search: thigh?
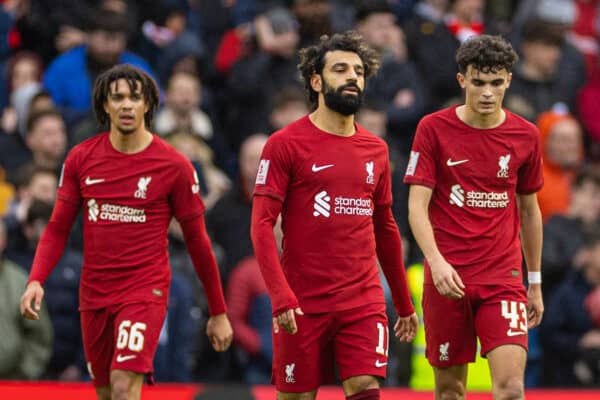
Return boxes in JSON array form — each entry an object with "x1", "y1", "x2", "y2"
[
  {"x1": 487, "y1": 344, "x2": 527, "y2": 389},
  {"x1": 110, "y1": 302, "x2": 167, "y2": 382},
  {"x1": 334, "y1": 303, "x2": 388, "y2": 381},
  {"x1": 474, "y1": 285, "x2": 528, "y2": 356},
  {"x1": 273, "y1": 312, "x2": 334, "y2": 393},
  {"x1": 81, "y1": 308, "x2": 114, "y2": 387},
  {"x1": 423, "y1": 284, "x2": 477, "y2": 367}
]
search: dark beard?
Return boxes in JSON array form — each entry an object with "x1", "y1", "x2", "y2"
[{"x1": 322, "y1": 80, "x2": 363, "y2": 116}]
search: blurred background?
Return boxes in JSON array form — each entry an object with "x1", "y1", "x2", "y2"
[{"x1": 1, "y1": 0, "x2": 600, "y2": 393}]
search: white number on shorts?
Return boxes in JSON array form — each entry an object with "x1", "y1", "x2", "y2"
[
  {"x1": 116, "y1": 320, "x2": 147, "y2": 352},
  {"x1": 501, "y1": 300, "x2": 527, "y2": 331},
  {"x1": 375, "y1": 321, "x2": 389, "y2": 356}
]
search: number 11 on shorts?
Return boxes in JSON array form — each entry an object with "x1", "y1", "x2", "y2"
[{"x1": 375, "y1": 321, "x2": 389, "y2": 356}]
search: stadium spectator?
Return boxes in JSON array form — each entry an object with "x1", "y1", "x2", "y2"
[
  {"x1": 0, "y1": 218, "x2": 53, "y2": 380},
  {"x1": 20, "y1": 65, "x2": 232, "y2": 400},
  {"x1": 356, "y1": 0, "x2": 426, "y2": 155},
  {"x1": 405, "y1": 35, "x2": 543, "y2": 399},
  {"x1": 535, "y1": 110, "x2": 584, "y2": 221},
  {"x1": 207, "y1": 133, "x2": 268, "y2": 278},
  {"x1": 505, "y1": 18, "x2": 586, "y2": 121},
  {"x1": 268, "y1": 85, "x2": 309, "y2": 133},
  {"x1": 42, "y1": 8, "x2": 154, "y2": 122},
  {"x1": 542, "y1": 167, "x2": 600, "y2": 301},
  {"x1": 251, "y1": 31, "x2": 417, "y2": 400},
  {"x1": 8, "y1": 199, "x2": 84, "y2": 381},
  {"x1": 540, "y1": 230, "x2": 600, "y2": 387}
]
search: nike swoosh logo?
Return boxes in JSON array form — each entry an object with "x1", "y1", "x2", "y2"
[
  {"x1": 312, "y1": 163, "x2": 334, "y2": 172},
  {"x1": 115, "y1": 354, "x2": 137, "y2": 363},
  {"x1": 375, "y1": 360, "x2": 388, "y2": 368},
  {"x1": 446, "y1": 159, "x2": 469, "y2": 167},
  {"x1": 506, "y1": 329, "x2": 526, "y2": 337},
  {"x1": 85, "y1": 177, "x2": 105, "y2": 185}
]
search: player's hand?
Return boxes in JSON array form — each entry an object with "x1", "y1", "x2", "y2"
[
  {"x1": 394, "y1": 312, "x2": 419, "y2": 342},
  {"x1": 430, "y1": 258, "x2": 465, "y2": 299},
  {"x1": 526, "y1": 284, "x2": 543, "y2": 328},
  {"x1": 206, "y1": 313, "x2": 233, "y2": 352},
  {"x1": 20, "y1": 280, "x2": 44, "y2": 320},
  {"x1": 273, "y1": 307, "x2": 304, "y2": 335}
]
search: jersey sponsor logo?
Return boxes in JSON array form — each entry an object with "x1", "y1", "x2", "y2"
[
  {"x1": 134, "y1": 176, "x2": 152, "y2": 199},
  {"x1": 88, "y1": 199, "x2": 147, "y2": 223},
  {"x1": 313, "y1": 191, "x2": 374, "y2": 218},
  {"x1": 285, "y1": 363, "x2": 296, "y2": 383},
  {"x1": 446, "y1": 158, "x2": 469, "y2": 167},
  {"x1": 256, "y1": 159, "x2": 270, "y2": 184},
  {"x1": 85, "y1": 176, "x2": 105, "y2": 185},
  {"x1": 311, "y1": 163, "x2": 334, "y2": 172},
  {"x1": 88, "y1": 199, "x2": 100, "y2": 222},
  {"x1": 115, "y1": 354, "x2": 137, "y2": 363},
  {"x1": 192, "y1": 171, "x2": 200, "y2": 194},
  {"x1": 439, "y1": 342, "x2": 450, "y2": 361},
  {"x1": 449, "y1": 184, "x2": 509, "y2": 209},
  {"x1": 375, "y1": 359, "x2": 388, "y2": 368},
  {"x1": 497, "y1": 154, "x2": 511, "y2": 178},
  {"x1": 365, "y1": 161, "x2": 374, "y2": 184},
  {"x1": 405, "y1": 151, "x2": 419, "y2": 176},
  {"x1": 313, "y1": 190, "x2": 331, "y2": 217}
]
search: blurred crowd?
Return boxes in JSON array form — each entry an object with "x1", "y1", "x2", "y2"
[{"x1": 1, "y1": 0, "x2": 600, "y2": 389}]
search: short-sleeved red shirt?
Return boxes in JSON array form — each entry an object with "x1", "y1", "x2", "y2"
[{"x1": 404, "y1": 106, "x2": 543, "y2": 285}]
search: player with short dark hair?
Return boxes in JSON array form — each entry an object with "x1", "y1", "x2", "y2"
[
  {"x1": 404, "y1": 34, "x2": 544, "y2": 399},
  {"x1": 20, "y1": 64, "x2": 232, "y2": 400},
  {"x1": 251, "y1": 31, "x2": 418, "y2": 400}
]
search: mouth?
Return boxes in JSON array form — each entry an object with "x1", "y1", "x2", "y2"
[{"x1": 119, "y1": 115, "x2": 134, "y2": 124}]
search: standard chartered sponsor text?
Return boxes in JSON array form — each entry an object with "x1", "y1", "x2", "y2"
[
  {"x1": 99, "y1": 203, "x2": 146, "y2": 223},
  {"x1": 334, "y1": 196, "x2": 373, "y2": 216},
  {"x1": 466, "y1": 190, "x2": 509, "y2": 208}
]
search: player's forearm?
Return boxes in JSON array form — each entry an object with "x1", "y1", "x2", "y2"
[
  {"x1": 180, "y1": 216, "x2": 227, "y2": 316},
  {"x1": 519, "y1": 198, "x2": 543, "y2": 275},
  {"x1": 251, "y1": 196, "x2": 298, "y2": 315},
  {"x1": 408, "y1": 197, "x2": 445, "y2": 267},
  {"x1": 374, "y1": 206, "x2": 414, "y2": 317},
  {"x1": 29, "y1": 198, "x2": 79, "y2": 285}
]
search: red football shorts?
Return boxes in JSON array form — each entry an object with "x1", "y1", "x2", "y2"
[
  {"x1": 272, "y1": 302, "x2": 389, "y2": 393},
  {"x1": 81, "y1": 301, "x2": 167, "y2": 386},
  {"x1": 422, "y1": 283, "x2": 528, "y2": 367}
]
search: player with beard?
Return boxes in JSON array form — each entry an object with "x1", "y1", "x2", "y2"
[
  {"x1": 20, "y1": 64, "x2": 232, "y2": 400},
  {"x1": 251, "y1": 31, "x2": 418, "y2": 400}
]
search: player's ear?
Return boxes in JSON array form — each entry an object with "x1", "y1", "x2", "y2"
[
  {"x1": 506, "y1": 72, "x2": 512, "y2": 88},
  {"x1": 310, "y1": 73, "x2": 322, "y2": 93},
  {"x1": 457, "y1": 73, "x2": 466, "y2": 89}
]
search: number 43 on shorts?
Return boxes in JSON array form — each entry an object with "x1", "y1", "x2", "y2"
[
  {"x1": 117, "y1": 320, "x2": 147, "y2": 351},
  {"x1": 501, "y1": 300, "x2": 527, "y2": 337}
]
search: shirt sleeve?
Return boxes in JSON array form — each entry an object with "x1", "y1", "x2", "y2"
[
  {"x1": 57, "y1": 148, "x2": 82, "y2": 206},
  {"x1": 373, "y1": 144, "x2": 393, "y2": 207},
  {"x1": 403, "y1": 117, "x2": 438, "y2": 188},
  {"x1": 252, "y1": 133, "x2": 291, "y2": 202},
  {"x1": 171, "y1": 157, "x2": 205, "y2": 223},
  {"x1": 517, "y1": 127, "x2": 544, "y2": 194}
]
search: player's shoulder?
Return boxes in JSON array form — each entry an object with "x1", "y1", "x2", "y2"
[
  {"x1": 266, "y1": 115, "x2": 310, "y2": 146},
  {"x1": 504, "y1": 108, "x2": 539, "y2": 137},
  {"x1": 152, "y1": 135, "x2": 192, "y2": 166},
  {"x1": 419, "y1": 106, "x2": 456, "y2": 127},
  {"x1": 67, "y1": 132, "x2": 109, "y2": 159},
  {"x1": 355, "y1": 123, "x2": 388, "y2": 148}
]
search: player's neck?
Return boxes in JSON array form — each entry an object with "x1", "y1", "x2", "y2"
[
  {"x1": 109, "y1": 128, "x2": 154, "y2": 154},
  {"x1": 456, "y1": 104, "x2": 505, "y2": 129},
  {"x1": 309, "y1": 107, "x2": 355, "y2": 137}
]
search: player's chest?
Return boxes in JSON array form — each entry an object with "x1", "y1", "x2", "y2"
[
  {"x1": 77, "y1": 160, "x2": 172, "y2": 204},
  {"x1": 438, "y1": 135, "x2": 525, "y2": 188},
  {"x1": 292, "y1": 144, "x2": 383, "y2": 192}
]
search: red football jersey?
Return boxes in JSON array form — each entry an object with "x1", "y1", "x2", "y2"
[
  {"x1": 254, "y1": 116, "x2": 392, "y2": 313},
  {"x1": 404, "y1": 106, "x2": 543, "y2": 285},
  {"x1": 58, "y1": 133, "x2": 205, "y2": 310}
]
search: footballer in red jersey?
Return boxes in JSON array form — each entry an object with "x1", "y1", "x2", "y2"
[
  {"x1": 404, "y1": 35, "x2": 544, "y2": 400},
  {"x1": 20, "y1": 65, "x2": 232, "y2": 400},
  {"x1": 251, "y1": 32, "x2": 417, "y2": 400}
]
